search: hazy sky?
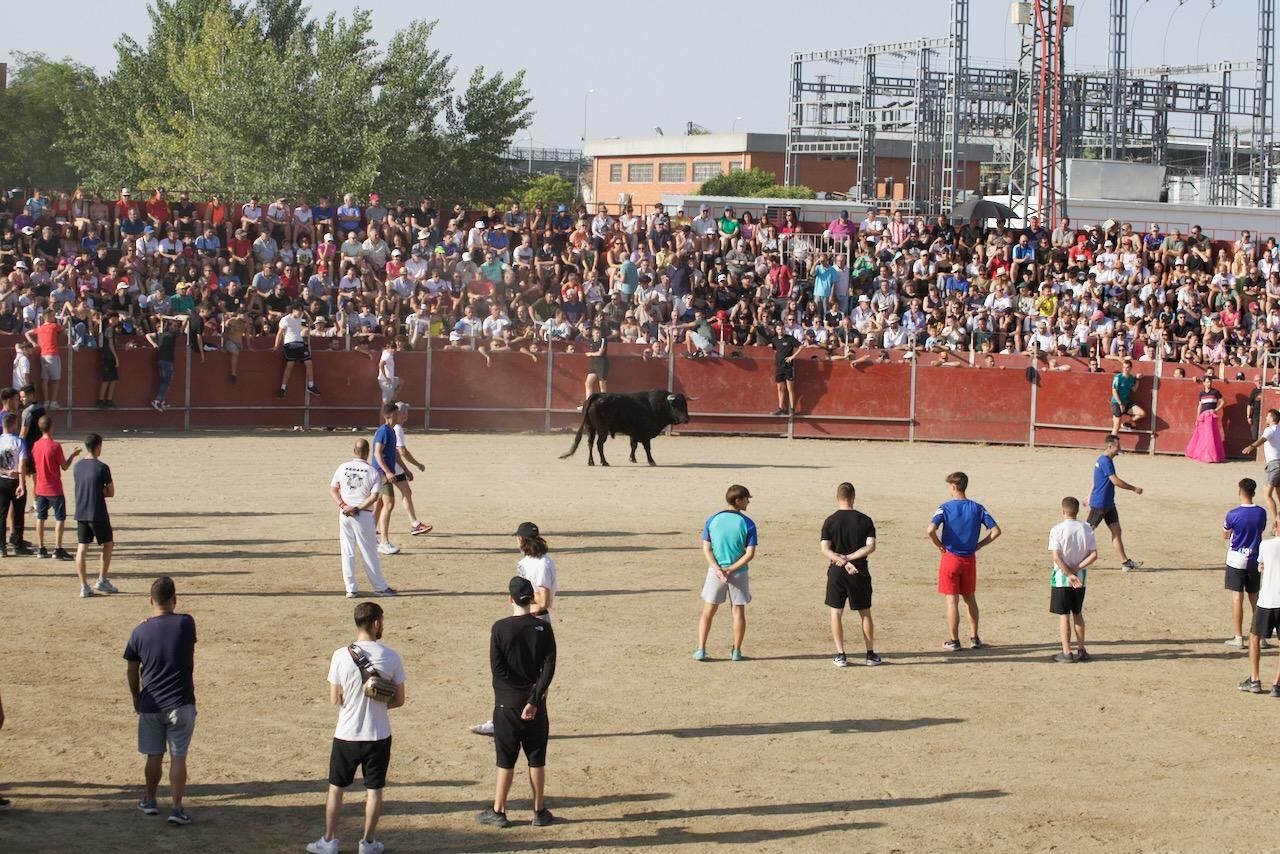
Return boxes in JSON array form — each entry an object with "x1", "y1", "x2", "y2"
[{"x1": 1, "y1": 0, "x2": 1271, "y2": 148}]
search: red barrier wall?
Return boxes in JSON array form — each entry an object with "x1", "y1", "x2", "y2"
[{"x1": 17, "y1": 335, "x2": 1265, "y2": 459}]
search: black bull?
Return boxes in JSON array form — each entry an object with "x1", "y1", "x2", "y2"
[{"x1": 559, "y1": 390, "x2": 692, "y2": 466}]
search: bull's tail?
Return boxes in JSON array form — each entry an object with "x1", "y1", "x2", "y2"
[{"x1": 559, "y1": 393, "x2": 602, "y2": 459}]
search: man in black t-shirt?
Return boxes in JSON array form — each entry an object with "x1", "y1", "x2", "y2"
[
  {"x1": 819, "y1": 482, "x2": 879, "y2": 667},
  {"x1": 760, "y1": 321, "x2": 805, "y2": 417}
]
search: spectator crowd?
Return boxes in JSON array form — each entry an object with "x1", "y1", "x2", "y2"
[{"x1": 1, "y1": 187, "x2": 1278, "y2": 381}]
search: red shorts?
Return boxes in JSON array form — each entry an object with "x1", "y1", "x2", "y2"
[{"x1": 937, "y1": 551, "x2": 977, "y2": 596}]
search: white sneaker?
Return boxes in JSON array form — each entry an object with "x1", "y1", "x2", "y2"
[
  {"x1": 80, "y1": 585, "x2": 95, "y2": 598},
  {"x1": 346, "y1": 591, "x2": 358, "y2": 598},
  {"x1": 377, "y1": 542, "x2": 400, "y2": 555},
  {"x1": 470, "y1": 720, "x2": 495, "y2": 736},
  {"x1": 94, "y1": 578, "x2": 119, "y2": 594},
  {"x1": 306, "y1": 837, "x2": 338, "y2": 854},
  {"x1": 359, "y1": 840, "x2": 385, "y2": 854},
  {"x1": 1224, "y1": 636, "x2": 1247, "y2": 649}
]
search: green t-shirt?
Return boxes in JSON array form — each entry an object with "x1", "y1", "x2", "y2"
[
  {"x1": 1111, "y1": 373, "x2": 1136, "y2": 406},
  {"x1": 718, "y1": 217, "x2": 739, "y2": 237}
]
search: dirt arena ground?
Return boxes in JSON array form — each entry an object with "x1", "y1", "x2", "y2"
[{"x1": 0, "y1": 429, "x2": 1276, "y2": 852}]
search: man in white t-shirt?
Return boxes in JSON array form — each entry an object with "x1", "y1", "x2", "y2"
[
  {"x1": 1240, "y1": 525, "x2": 1280, "y2": 696},
  {"x1": 275, "y1": 303, "x2": 320, "y2": 399},
  {"x1": 1244, "y1": 408, "x2": 1280, "y2": 522},
  {"x1": 328, "y1": 440, "x2": 395, "y2": 597},
  {"x1": 307, "y1": 602, "x2": 406, "y2": 854},
  {"x1": 1048, "y1": 496, "x2": 1099, "y2": 663},
  {"x1": 377, "y1": 339, "x2": 401, "y2": 404}
]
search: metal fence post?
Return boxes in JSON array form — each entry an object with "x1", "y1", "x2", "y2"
[
  {"x1": 183, "y1": 346, "x2": 191, "y2": 432},
  {"x1": 1028, "y1": 373, "x2": 1037, "y2": 448},
  {"x1": 908, "y1": 355, "x2": 917, "y2": 443},
  {"x1": 544, "y1": 338, "x2": 553, "y2": 433},
  {"x1": 1150, "y1": 358, "x2": 1161, "y2": 455},
  {"x1": 423, "y1": 336, "x2": 432, "y2": 431}
]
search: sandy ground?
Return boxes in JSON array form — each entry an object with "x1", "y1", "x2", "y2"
[{"x1": 0, "y1": 429, "x2": 1276, "y2": 853}]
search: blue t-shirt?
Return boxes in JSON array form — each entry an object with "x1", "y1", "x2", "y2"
[
  {"x1": 373, "y1": 424, "x2": 397, "y2": 475},
  {"x1": 702, "y1": 510, "x2": 758, "y2": 574},
  {"x1": 1225, "y1": 504, "x2": 1268, "y2": 568},
  {"x1": 1090, "y1": 454, "x2": 1117, "y2": 510},
  {"x1": 812, "y1": 265, "x2": 837, "y2": 299},
  {"x1": 123, "y1": 612, "x2": 197, "y2": 713},
  {"x1": 930, "y1": 499, "x2": 996, "y2": 556}
]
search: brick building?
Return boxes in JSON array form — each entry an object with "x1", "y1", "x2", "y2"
[{"x1": 582, "y1": 132, "x2": 991, "y2": 209}]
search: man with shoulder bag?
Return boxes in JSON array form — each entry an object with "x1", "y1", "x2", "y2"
[{"x1": 308, "y1": 602, "x2": 406, "y2": 854}]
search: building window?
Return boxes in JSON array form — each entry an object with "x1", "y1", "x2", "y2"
[
  {"x1": 728, "y1": 161, "x2": 744, "y2": 172},
  {"x1": 659, "y1": 162, "x2": 687, "y2": 183},
  {"x1": 692, "y1": 162, "x2": 722, "y2": 182},
  {"x1": 627, "y1": 163, "x2": 654, "y2": 183},
  {"x1": 608, "y1": 164, "x2": 622, "y2": 183}
]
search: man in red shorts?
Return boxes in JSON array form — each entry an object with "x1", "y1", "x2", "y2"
[{"x1": 926, "y1": 471, "x2": 1001, "y2": 651}]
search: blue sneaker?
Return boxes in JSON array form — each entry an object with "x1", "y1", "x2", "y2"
[
  {"x1": 730, "y1": 648, "x2": 743, "y2": 662},
  {"x1": 167, "y1": 809, "x2": 191, "y2": 825},
  {"x1": 692, "y1": 648, "x2": 706, "y2": 661},
  {"x1": 137, "y1": 799, "x2": 158, "y2": 815}
]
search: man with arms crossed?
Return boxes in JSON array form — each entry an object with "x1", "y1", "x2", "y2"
[
  {"x1": 1223, "y1": 478, "x2": 1268, "y2": 649},
  {"x1": 124, "y1": 576, "x2": 197, "y2": 826},
  {"x1": 1048, "y1": 497, "x2": 1098, "y2": 663},
  {"x1": 820, "y1": 482, "x2": 880, "y2": 667},
  {"x1": 1086, "y1": 434, "x2": 1144, "y2": 570},
  {"x1": 1238, "y1": 520, "x2": 1280, "y2": 696},
  {"x1": 1243, "y1": 408, "x2": 1280, "y2": 522},
  {"x1": 31, "y1": 415, "x2": 79, "y2": 560},
  {"x1": 329, "y1": 439, "x2": 396, "y2": 598},
  {"x1": 476, "y1": 577, "x2": 557, "y2": 829},
  {"x1": 73, "y1": 433, "x2": 116, "y2": 597},
  {"x1": 1110, "y1": 359, "x2": 1145, "y2": 433},
  {"x1": 307, "y1": 602, "x2": 406, "y2": 854},
  {"x1": 927, "y1": 472, "x2": 1001, "y2": 651},
  {"x1": 693, "y1": 485, "x2": 757, "y2": 662}
]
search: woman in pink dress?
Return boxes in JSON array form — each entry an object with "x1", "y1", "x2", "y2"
[{"x1": 1185, "y1": 374, "x2": 1226, "y2": 463}]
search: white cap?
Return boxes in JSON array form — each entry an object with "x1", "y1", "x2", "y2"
[{"x1": 476, "y1": 220, "x2": 486, "y2": 228}]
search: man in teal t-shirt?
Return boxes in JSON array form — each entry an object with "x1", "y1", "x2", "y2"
[
  {"x1": 694, "y1": 484, "x2": 757, "y2": 662},
  {"x1": 1110, "y1": 359, "x2": 1145, "y2": 434}
]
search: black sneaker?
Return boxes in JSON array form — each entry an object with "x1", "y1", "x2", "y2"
[
  {"x1": 0, "y1": 796, "x2": 10, "y2": 808},
  {"x1": 1076, "y1": 649, "x2": 1092, "y2": 663},
  {"x1": 278, "y1": 388, "x2": 286, "y2": 399},
  {"x1": 865, "y1": 651, "x2": 882, "y2": 666},
  {"x1": 943, "y1": 639, "x2": 962, "y2": 651},
  {"x1": 55, "y1": 548, "x2": 73, "y2": 561},
  {"x1": 1052, "y1": 652, "x2": 1075, "y2": 663},
  {"x1": 37, "y1": 547, "x2": 50, "y2": 559},
  {"x1": 1271, "y1": 684, "x2": 1280, "y2": 698},
  {"x1": 769, "y1": 408, "x2": 786, "y2": 416},
  {"x1": 969, "y1": 636, "x2": 984, "y2": 650},
  {"x1": 0, "y1": 545, "x2": 8, "y2": 559},
  {"x1": 532, "y1": 808, "x2": 555, "y2": 827},
  {"x1": 1238, "y1": 677, "x2": 1263, "y2": 693},
  {"x1": 13, "y1": 545, "x2": 34, "y2": 556},
  {"x1": 475, "y1": 808, "x2": 510, "y2": 828},
  {"x1": 105, "y1": 400, "x2": 117, "y2": 409},
  {"x1": 832, "y1": 652, "x2": 849, "y2": 668},
  {"x1": 307, "y1": 385, "x2": 321, "y2": 397},
  {"x1": 230, "y1": 375, "x2": 237, "y2": 384}
]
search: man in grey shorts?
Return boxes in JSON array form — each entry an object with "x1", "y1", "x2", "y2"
[
  {"x1": 1245, "y1": 409, "x2": 1280, "y2": 523},
  {"x1": 124, "y1": 576, "x2": 198, "y2": 826},
  {"x1": 693, "y1": 485, "x2": 758, "y2": 662}
]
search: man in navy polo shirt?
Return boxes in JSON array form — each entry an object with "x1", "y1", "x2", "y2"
[
  {"x1": 124, "y1": 576, "x2": 197, "y2": 826},
  {"x1": 372, "y1": 404, "x2": 400, "y2": 555}
]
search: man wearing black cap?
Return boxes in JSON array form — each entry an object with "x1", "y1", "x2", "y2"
[{"x1": 476, "y1": 577, "x2": 557, "y2": 830}]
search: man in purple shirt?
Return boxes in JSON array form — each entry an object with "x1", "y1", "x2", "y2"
[
  {"x1": 926, "y1": 472, "x2": 1001, "y2": 651},
  {"x1": 1224, "y1": 478, "x2": 1269, "y2": 648}
]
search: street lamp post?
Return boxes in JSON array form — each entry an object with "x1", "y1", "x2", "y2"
[
  {"x1": 519, "y1": 131, "x2": 534, "y2": 175},
  {"x1": 578, "y1": 89, "x2": 595, "y2": 203},
  {"x1": 731, "y1": 115, "x2": 743, "y2": 132}
]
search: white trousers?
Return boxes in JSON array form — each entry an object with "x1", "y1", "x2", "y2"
[{"x1": 338, "y1": 510, "x2": 388, "y2": 593}]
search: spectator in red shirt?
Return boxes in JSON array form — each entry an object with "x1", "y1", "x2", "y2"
[
  {"x1": 146, "y1": 189, "x2": 171, "y2": 230},
  {"x1": 31, "y1": 416, "x2": 80, "y2": 560},
  {"x1": 766, "y1": 256, "x2": 793, "y2": 300},
  {"x1": 113, "y1": 188, "x2": 140, "y2": 245},
  {"x1": 24, "y1": 310, "x2": 63, "y2": 408}
]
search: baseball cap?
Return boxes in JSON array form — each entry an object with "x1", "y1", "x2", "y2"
[
  {"x1": 858, "y1": 294, "x2": 870, "y2": 302},
  {"x1": 392, "y1": 249, "x2": 402, "y2": 257},
  {"x1": 699, "y1": 205, "x2": 709, "y2": 212},
  {"x1": 324, "y1": 232, "x2": 334, "y2": 242},
  {"x1": 14, "y1": 260, "x2": 28, "y2": 269},
  {"x1": 144, "y1": 226, "x2": 154, "y2": 233},
  {"x1": 557, "y1": 204, "x2": 568, "y2": 212},
  {"x1": 509, "y1": 576, "x2": 535, "y2": 606},
  {"x1": 840, "y1": 209, "x2": 849, "y2": 217},
  {"x1": 121, "y1": 187, "x2": 131, "y2": 196},
  {"x1": 476, "y1": 220, "x2": 486, "y2": 228},
  {"x1": 20, "y1": 226, "x2": 34, "y2": 236},
  {"x1": 513, "y1": 521, "x2": 540, "y2": 538}
]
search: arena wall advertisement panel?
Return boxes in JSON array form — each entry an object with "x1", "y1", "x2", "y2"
[{"x1": 24, "y1": 334, "x2": 1263, "y2": 461}]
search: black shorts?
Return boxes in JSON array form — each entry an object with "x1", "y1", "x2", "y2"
[
  {"x1": 1252, "y1": 606, "x2": 1280, "y2": 639},
  {"x1": 392, "y1": 473, "x2": 409, "y2": 484},
  {"x1": 1225, "y1": 565, "x2": 1261, "y2": 594},
  {"x1": 283, "y1": 341, "x2": 311, "y2": 362},
  {"x1": 493, "y1": 702, "x2": 548, "y2": 770},
  {"x1": 76, "y1": 520, "x2": 113, "y2": 545},
  {"x1": 589, "y1": 358, "x2": 608, "y2": 380},
  {"x1": 1086, "y1": 506, "x2": 1119, "y2": 528},
  {"x1": 1109, "y1": 401, "x2": 1123, "y2": 418},
  {"x1": 1050, "y1": 586, "x2": 1087, "y2": 615},
  {"x1": 774, "y1": 364, "x2": 795, "y2": 383},
  {"x1": 101, "y1": 357, "x2": 119, "y2": 382},
  {"x1": 328, "y1": 736, "x2": 391, "y2": 789},
  {"x1": 824, "y1": 564, "x2": 873, "y2": 611}
]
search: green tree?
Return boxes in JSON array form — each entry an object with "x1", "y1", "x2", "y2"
[
  {"x1": 697, "y1": 167, "x2": 814, "y2": 199},
  {"x1": 0, "y1": 53, "x2": 97, "y2": 187},
  {"x1": 521, "y1": 174, "x2": 575, "y2": 207}
]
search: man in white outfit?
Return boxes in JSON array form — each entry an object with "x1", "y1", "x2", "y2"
[{"x1": 329, "y1": 440, "x2": 397, "y2": 598}]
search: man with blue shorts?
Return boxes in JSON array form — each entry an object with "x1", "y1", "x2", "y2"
[
  {"x1": 694, "y1": 484, "x2": 757, "y2": 662},
  {"x1": 927, "y1": 472, "x2": 1001, "y2": 651}
]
